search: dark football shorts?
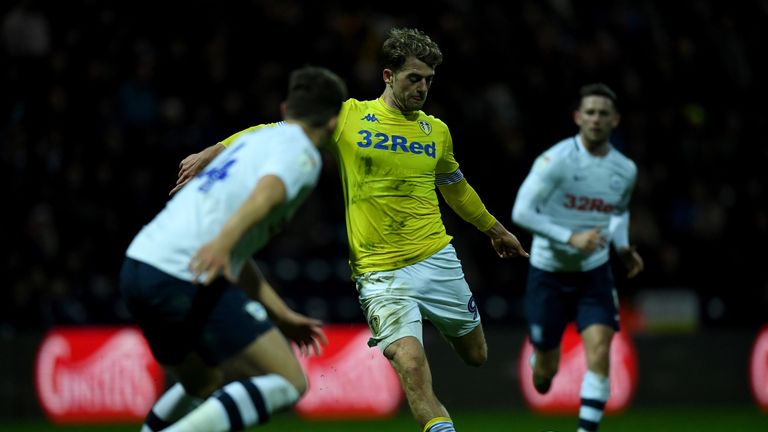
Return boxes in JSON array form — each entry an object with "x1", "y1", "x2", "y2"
[
  {"x1": 524, "y1": 262, "x2": 619, "y2": 351},
  {"x1": 119, "y1": 257, "x2": 273, "y2": 366}
]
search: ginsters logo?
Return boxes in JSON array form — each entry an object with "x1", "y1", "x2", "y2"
[{"x1": 35, "y1": 327, "x2": 164, "y2": 422}]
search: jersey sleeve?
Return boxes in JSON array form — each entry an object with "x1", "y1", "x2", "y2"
[
  {"x1": 220, "y1": 123, "x2": 281, "y2": 147},
  {"x1": 511, "y1": 152, "x2": 572, "y2": 243},
  {"x1": 262, "y1": 145, "x2": 321, "y2": 201},
  {"x1": 435, "y1": 126, "x2": 460, "y2": 175},
  {"x1": 610, "y1": 161, "x2": 638, "y2": 249},
  {"x1": 330, "y1": 99, "x2": 354, "y2": 150}
]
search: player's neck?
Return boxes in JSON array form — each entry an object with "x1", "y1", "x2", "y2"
[
  {"x1": 579, "y1": 134, "x2": 610, "y2": 156},
  {"x1": 285, "y1": 119, "x2": 327, "y2": 148},
  {"x1": 381, "y1": 88, "x2": 410, "y2": 114}
]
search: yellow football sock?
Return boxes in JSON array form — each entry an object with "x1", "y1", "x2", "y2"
[{"x1": 423, "y1": 416, "x2": 453, "y2": 432}]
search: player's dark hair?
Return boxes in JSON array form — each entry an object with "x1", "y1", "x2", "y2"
[
  {"x1": 285, "y1": 66, "x2": 348, "y2": 127},
  {"x1": 579, "y1": 83, "x2": 619, "y2": 111},
  {"x1": 381, "y1": 27, "x2": 443, "y2": 71}
]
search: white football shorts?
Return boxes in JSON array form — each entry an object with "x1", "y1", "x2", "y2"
[{"x1": 355, "y1": 244, "x2": 481, "y2": 352}]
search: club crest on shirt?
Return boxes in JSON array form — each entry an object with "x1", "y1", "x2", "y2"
[
  {"x1": 418, "y1": 120, "x2": 432, "y2": 135},
  {"x1": 610, "y1": 174, "x2": 624, "y2": 191},
  {"x1": 369, "y1": 315, "x2": 381, "y2": 336},
  {"x1": 298, "y1": 150, "x2": 317, "y2": 173}
]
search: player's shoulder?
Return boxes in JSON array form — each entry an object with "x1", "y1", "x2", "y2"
[
  {"x1": 541, "y1": 136, "x2": 577, "y2": 161},
  {"x1": 528, "y1": 137, "x2": 575, "y2": 174},
  {"x1": 418, "y1": 111, "x2": 448, "y2": 131},
  {"x1": 608, "y1": 144, "x2": 638, "y2": 175},
  {"x1": 342, "y1": 97, "x2": 370, "y2": 111}
]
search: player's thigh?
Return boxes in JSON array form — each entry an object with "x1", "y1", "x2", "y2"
[
  {"x1": 195, "y1": 285, "x2": 275, "y2": 367},
  {"x1": 219, "y1": 327, "x2": 307, "y2": 393},
  {"x1": 525, "y1": 266, "x2": 570, "y2": 351},
  {"x1": 444, "y1": 323, "x2": 487, "y2": 366},
  {"x1": 580, "y1": 323, "x2": 615, "y2": 353},
  {"x1": 119, "y1": 257, "x2": 203, "y2": 365},
  {"x1": 575, "y1": 263, "x2": 620, "y2": 333},
  {"x1": 356, "y1": 270, "x2": 423, "y2": 352},
  {"x1": 412, "y1": 244, "x2": 481, "y2": 340}
]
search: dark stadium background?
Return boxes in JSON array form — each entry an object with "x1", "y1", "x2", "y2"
[{"x1": 2, "y1": 0, "x2": 767, "y2": 428}]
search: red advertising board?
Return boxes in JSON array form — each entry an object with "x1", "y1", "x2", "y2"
[
  {"x1": 293, "y1": 324, "x2": 403, "y2": 419},
  {"x1": 750, "y1": 324, "x2": 768, "y2": 411},
  {"x1": 35, "y1": 326, "x2": 165, "y2": 423},
  {"x1": 518, "y1": 323, "x2": 637, "y2": 413}
]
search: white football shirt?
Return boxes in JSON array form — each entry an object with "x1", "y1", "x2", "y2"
[
  {"x1": 126, "y1": 123, "x2": 321, "y2": 281},
  {"x1": 512, "y1": 134, "x2": 637, "y2": 272}
]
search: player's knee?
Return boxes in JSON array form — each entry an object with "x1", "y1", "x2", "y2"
[
  {"x1": 537, "y1": 353, "x2": 560, "y2": 377},
  {"x1": 388, "y1": 348, "x2": 429, "y2": 379},
  {"x1": 589, "y1": 341, "x2": 611, "y2": 361},
  {"x1": 180, "y1": 376, "x2": 222, "y2": 399},
  {"x1": 541, "y1": 362, "x2": 559, "y2": 378},
  {"x1": 286, "y1": 372, "x2": 309, "y2": 396},
  {"x1": 463, "y1": 344, "x2": 488, "y2": 367}
]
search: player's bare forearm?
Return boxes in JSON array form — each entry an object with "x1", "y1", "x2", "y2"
[
  {"x1": 216, "y1": 175, "x2": 286, "y2": 251},
  {"x1": 189, "y1": 176, "x2": 286, "y2": 284},
  {"x1": 617, "y1": 245, "x2": 644, "y2": 278},
  {"x1": 569, "y1": 228, "x2": 607, "y2": 253},
  {"x1": 239, "y1": 260, "x2": 327, "y2": 356},
  {"x1": 484, "y1": 220, "x2": 529, "y2": 259},
  {"x1": 170, "y1": 143, "x2": 226, "y2": 195},
  {"x1": 239, "y1": 259, "x2": 291, "y2": 318}
]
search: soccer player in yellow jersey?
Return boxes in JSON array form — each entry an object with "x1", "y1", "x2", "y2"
[{"x1": 172, "y1": 28, "x2": 528, "y2": 432}]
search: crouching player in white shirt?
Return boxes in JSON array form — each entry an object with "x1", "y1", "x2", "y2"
[{"x1": 119, "y1": 66, "x2": 347, "y2": 432}]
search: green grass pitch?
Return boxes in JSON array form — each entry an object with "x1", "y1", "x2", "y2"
[{"x1": 1, "y1": 407, "x2": 765, "y2": 431}]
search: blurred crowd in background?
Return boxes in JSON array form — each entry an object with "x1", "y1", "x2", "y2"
[{"x1": 2, "y1": 0, "x2": 766, "y2": 335}]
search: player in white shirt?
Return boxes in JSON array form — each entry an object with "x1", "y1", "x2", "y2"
[
  {"x1": 119, "y1": 66, "x2": 347, "y2": 432},
  {"x1": 512, "y1": 83, "x2": 644, "y2": 432}
]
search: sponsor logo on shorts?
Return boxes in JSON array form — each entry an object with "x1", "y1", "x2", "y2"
[
  {"x1": 530, "y1": 324, "x2": 543, "y2": 344},
  {"x1": 245, "y1": 301, "x2": 268, "y2": 322}
]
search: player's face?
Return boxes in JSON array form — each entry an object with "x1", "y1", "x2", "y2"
[
  {"x1": 388, "y1": 57, "x2": 435, "y2": 112},
  {"x1": 574, "y1": 95, "x2": 620, "y2": 145}
]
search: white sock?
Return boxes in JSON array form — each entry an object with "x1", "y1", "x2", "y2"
[
  {"x1": 163, "y1": 374, "x2": 300, "y2": 432},
  {"x1": 577, "y1": 370, "x2": 610, "y2": 432},
  {"x1": 141, "y1": 383, "x2": 203, "y2": 432}
]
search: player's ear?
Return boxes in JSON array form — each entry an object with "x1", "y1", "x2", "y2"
[
  {"x1": 280, "y1": 101, "x2": 288, "y2": 118},
  {"x1": 611, "y1": 113, "x2": 621, "y2": 128},
  {"x1": 573, "y1": 110, "x2": 582, "y2": 127},
  {"x1": 326, "y1": 115, "x2": 338, "y2": 132},
  {"x1": 383, "y1": 68, "x2": 393, "y2": 85}
]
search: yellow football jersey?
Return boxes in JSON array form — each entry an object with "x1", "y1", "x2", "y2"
[
  {"x1": 331, "y1": 98, "x2": 458, "y2": 275},
  {"x1": 218, "y1": 100, "x2": 461, "y2": 276}
]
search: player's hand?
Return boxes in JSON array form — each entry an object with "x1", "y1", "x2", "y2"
[
  {"x1": 569, "y1": 228, "x2": 607, "y2": 254},
  {"x1": 276, "y1": 310, "x2": 328, "y2": 357},
  {"x1": 486, "y1": 222, "x2": 529, "y2": 259},
  {"x1": 170, "y1": 143, "x2": 224, "y2": 196},
  {"x1": 617, "y1": 245, "x2": 644, "y2": 278},
  {"x1": 188, "y1": 241, "x2": 235, "y2": 285}
]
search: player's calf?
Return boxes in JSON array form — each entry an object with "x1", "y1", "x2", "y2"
[
  {"x1": 529, "y1": 353, "x2": 555, "y2": 395},
  {"x1": 162, "y1": 374, "x2": 300, "y2": 432}
]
